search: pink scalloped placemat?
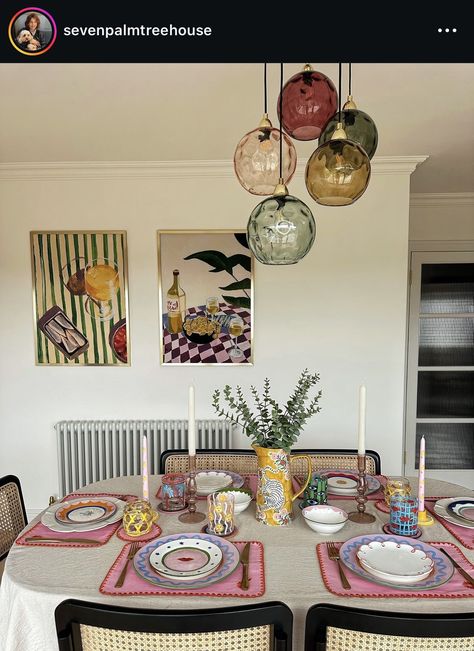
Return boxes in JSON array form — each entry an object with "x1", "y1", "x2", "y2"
[
  {"x1": 16, "y1": 492, "x2": 137, "y2": 548},
  {"x1": 317, "y1": 541, "x2": 474, "y2": 598},
  {"x1": 425, "y1": 502, "x2": 474, "y2": 550},
  {"x1": 100, "y1": 540, "x2": 265, "y2": 598}
]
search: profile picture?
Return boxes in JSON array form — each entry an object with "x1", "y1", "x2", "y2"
[{"x1": 9, "y1": 7, "x2": 57, "y2": 56}]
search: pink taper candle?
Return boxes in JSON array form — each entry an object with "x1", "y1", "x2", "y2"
[
  {"x1": 418, "y1": 435, "x2": 425, "y2": 513},
  {"x1": 142, "y1": 434, "x2": 149, "y2": 501},
  {"x1": 357, "y1": 385, "x2": 366, "y2": 455}
]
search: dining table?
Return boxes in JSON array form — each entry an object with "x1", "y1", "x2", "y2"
[{"x1": 1, "y1": 475, "x2": 473, "y2": 651}]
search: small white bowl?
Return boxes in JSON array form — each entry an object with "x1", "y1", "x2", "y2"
[
  {"x1": 215, "y1": 489, "x2": 252, "y2": 514},
  {"x1": 302, "y1": 504, "x2": 348, "y2": 534}
]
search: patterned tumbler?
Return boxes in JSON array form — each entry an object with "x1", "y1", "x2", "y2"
[
  {"x1": 389, "y1": 495, "x2": 418, "y2": 536},
  {"x1": 207, "y1": 491, "x2": 235, "y2": 536}
]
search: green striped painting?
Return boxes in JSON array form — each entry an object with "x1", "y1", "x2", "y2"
[{"x1": 30, "y1": 231, "x2": 129, "y2": 365}]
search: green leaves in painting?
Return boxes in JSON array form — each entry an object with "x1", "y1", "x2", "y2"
[{"x1": 184, "y1": 234, "x2": 251, "y2": 308}]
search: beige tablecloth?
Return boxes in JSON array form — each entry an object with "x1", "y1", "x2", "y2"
[{"x1": 1, "y1": 476, "x2": 473, "y2": 651}]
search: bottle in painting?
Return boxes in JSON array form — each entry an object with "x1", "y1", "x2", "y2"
[{"x1": 166, "y1": 269, "x2": 186, "y2": 334}]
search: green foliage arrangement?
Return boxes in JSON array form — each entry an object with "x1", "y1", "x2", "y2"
[
  {"x1": 212, "y1": 369, "x2": 322, "y2": 452},
  {"x1": 184, "y1": 233, "x2": 251, "y2": 309}
]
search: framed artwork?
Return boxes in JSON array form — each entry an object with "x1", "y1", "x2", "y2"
[
  {"x1": 30, "y1": 231, "x2": 129, "y2": 365},
  {"x1": 158, "y1": 230, "x2": 253, "y2": 365}
]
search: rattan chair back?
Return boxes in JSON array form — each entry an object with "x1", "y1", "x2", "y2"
[
  {"x1": 0, "y1": 475, "x2": 27, "y2": 562},
  {"x1": 161, "y1": 449, "x2": 380, "y2": 475},
  {"x1": 55, "y1": 599, "x2": 293, "y2": 651},
  {"x1": 305, "y1": 604, "x2": 474, "y2": 651}
]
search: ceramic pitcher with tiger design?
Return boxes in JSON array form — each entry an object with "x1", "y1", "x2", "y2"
[{"x1": 253, "y1": 445, "x2": 312, "y2": 526}]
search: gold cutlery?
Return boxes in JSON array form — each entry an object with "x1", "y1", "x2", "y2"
[
  {"x1": 114, "y1": 541, "x2": 140, "y2": 588},
  {"x1": 327, "y1": 542, "x2": 351, "y2": 590},
  {"x1": 440, "y1": 547, "x2": 474, "y2": 587},
  {"x1": 25, "y1": 536, "x2": 100, "y2": 544},
  {"x1": 238, "y1": 541, "x2": 251, "y2": 590}
]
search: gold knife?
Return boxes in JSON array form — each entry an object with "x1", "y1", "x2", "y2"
[
  {"x1": 25, "y1": 536, "x2": 100, "y2": 545},
  {"x1": 238, "y1": 542, "x2": 251, "y2": 590},
  {"x1": 440, "y1": 547, "x2": 474, "y2": 587}
]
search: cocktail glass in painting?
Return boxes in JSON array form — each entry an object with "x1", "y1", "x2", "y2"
[
  {"x1": 85, "y1": 257, "x2": 119, "y2": 321},
  {"x1": 384, "y1": 476, "x2": 411, "y2": 506},
  {"x1": 207, "y1": 491, "x2": 235, "y2": 536},
  {"x1": 206, "y1": 296, "x2": 219, "y2": 322},
  {"x1": 229, "y1": 316, "x2": 244, "y2": 359},
  {"x1": 389, "y1": 495, "x2": 418, "y2": 536},
  {"x1": 60, "y1": 257, "x2": 87, "y2": 296},
  {"x1": 161, "y1": 473, "x2": 187, "y2": 511}
]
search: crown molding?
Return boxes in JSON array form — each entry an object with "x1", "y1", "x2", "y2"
[
  {"x1": 410, "y1": 192, "x2": 474, "y2": 207},
  {"x1": 0, "y1": 156, "x2": 428, "y2": 181}
]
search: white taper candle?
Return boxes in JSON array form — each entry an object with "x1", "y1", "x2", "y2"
[
  {"x1": 142, "y1": 433, "x2": 149, "y2": 501},
  {"x1": 358, "y1": 385, "x2": 366, "y2": 455},
  {"x1": 188, "y1": 385, "x2": 196, "y2": 456},
  {"x1": 418, "y1": 435, "x2": 425, "y2": 513}
]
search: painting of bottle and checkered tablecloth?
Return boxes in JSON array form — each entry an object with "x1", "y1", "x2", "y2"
[{"x1": 163, "y1": 305, "x2": 251, "y2": 364}]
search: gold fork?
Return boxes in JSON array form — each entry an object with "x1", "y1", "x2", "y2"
[
  {"x1": 327, "y1": 542, "x2": 351, "y2": 590},
  {"x1": 114, "y1": 542, "x2": 139, "y2": 588}
]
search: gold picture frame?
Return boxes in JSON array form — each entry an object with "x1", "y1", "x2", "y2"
[
  {"x1": 30, "y1": 230, "x2": 130, "y2": 366},
  {"x1": 157, "y1": 230, "x2": 254, "y2": 366}
]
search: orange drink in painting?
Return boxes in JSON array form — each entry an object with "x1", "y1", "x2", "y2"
[{"x1": 85, "y1": 263, "x2": 119, "y2": 301}]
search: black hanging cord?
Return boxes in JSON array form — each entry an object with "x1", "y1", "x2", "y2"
[
  {"x1": 348, "y1": 62, "x2": 352, "y2": 96},
  {"x1": 279, "y1": 62, "x2": 283, "y2": 179},
  {"x1": 264, "y1": 63, "x2": 268, "y2": 114},
  {"x1": 338, "y1": 62, "x2": 342, "y2": 123}
]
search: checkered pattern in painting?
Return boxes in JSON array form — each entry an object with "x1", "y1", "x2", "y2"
[{"x1": 163, "y1": 305, "x2": 251, "y2": 364}]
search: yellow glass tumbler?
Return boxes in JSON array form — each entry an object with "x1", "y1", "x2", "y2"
[{"x1": 122, "y1": 499, "x2": 158, "y2": 537}]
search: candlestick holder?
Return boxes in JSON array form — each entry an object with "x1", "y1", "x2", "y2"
[
  {"x1": 178, "y1": 454, "x2": 206, "y2": 523},
  {"x1": 417, "y1": 509, "x2": 434, "y2": 526},
  {"x1": 348, "y1": 454, "x2": 376, "y2": 523}
]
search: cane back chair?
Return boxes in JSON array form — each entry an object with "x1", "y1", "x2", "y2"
[
  {"x1": 160, "y1": 448, "x2": 381, "y2": 475},
  {"x1": 0, "y1": 475, "x2": 27, "y2": 564},
  {"x1": 55, "y1": 599, "x2": 293, "y2": 651},
  {"x1": 304, "y1": 604, "x2": 474, "y2": 651}
]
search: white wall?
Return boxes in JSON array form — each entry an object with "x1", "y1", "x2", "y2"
[
  {"x1": 410, "y1": 194, "x2": 474, "y2": 241},
  {"x1": 0, "y1": 159, "x2": 419, "y2": 512}
]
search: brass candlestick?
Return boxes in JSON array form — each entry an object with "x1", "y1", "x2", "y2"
[
  {"x1": 178, "y1": 454, "x2": 206, "y2": 523},
  {"x1": 348, "y1": 454, "x2": 376, "y2": 523}
]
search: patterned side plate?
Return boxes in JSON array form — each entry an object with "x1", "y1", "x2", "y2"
[
  {"x1": 42, "y1": 497, "x2": 126, "y2": 533},
  {"x1": 149, "y1": 537, "x2": 223, "y2": 580},
  {"x1": 134, "y1": 532, "x2": 240, "y2": 589},
  {"x1": 447, "y1": 499, "x2": 474, "y2": 524},
  {"x1": 435, "y1": 497, "x2": 474, "y2": 530},
  {"x1": 188, "y1": 470, "x2": 245, "y2": 494},
  {"x1": 324, "y1": 470, "x2": 380, "y2": 496},
  {"x1": 339, "y1": 534, "x2": 454, "y2": 590},
  {"x1": 55, "y1": 498, "x2": 117, "y2": 524}
]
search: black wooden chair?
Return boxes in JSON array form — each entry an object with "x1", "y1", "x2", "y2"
[
  {"x1": 0, "y1": 475, "x2": 27, "y2": 578},
  {"x1": 160, "y1": 448, "x2": 381, "y2": 475},
  {"x1": 55, "y1": 599, "x2": 293, "y2": 650},
  {"x1": 304, "y1": 603, "x2": 474, "y2": 651}
]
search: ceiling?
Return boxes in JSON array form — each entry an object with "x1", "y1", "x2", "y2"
[{"x1": 0, "y1": 63, "x2": 473, "y2": 193}]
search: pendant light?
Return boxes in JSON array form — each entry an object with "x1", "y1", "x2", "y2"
[
  {"x1": 305, "y1": 63, "x2": 371, "y2": 207},
  {"x1": 247, "y1": 64, "x2": 316, "y2": 265},
  {"x1": 319, "y1": 63, "x2": 378, "y2": 159},
  {"x1": 234, "y1": 63, "x2": 297, "y2": 195},
  {"x1": 277, "y1": 63, "x2": 338, "y2": 141}
]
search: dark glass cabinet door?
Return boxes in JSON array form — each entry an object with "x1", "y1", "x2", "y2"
[{"x1": 406, "y1": 251, "x2": 474, "y2": 486}]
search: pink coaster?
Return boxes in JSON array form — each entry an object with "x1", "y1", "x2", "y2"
[
  {"x1": 16, "y1": 492, "x2": 137, "y2": 549},
  {"x1": 425, "y1": 501, "x2": 474, "y2": 550},
  {"x1": 317, "y1": 541, "x2": 474, "y2": 598},
  {"x1": 116, "y1": 524, "x2": 162, "y2": 542},
  {"x1": 100, "y1": 540, "x2": 265, "y2": 598}
]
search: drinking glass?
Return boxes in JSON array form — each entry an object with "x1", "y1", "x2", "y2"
[
  {"x1": 389, "y1": 495, "x2": 418, "y2": 536},
  {"x1": 61, "y1": 257, "x2": 86, "y2": 296},
  {"x1": 384, "y1": 476, "x2": 411, "y2": 507},
  {"x1": 207, "y1": 491, "x2": 235, "y2": 536},
  {"x1": 84, "y1": 257, "x2": 119, "y2": 321},
  {"x1": 122, "y1": 499, "x2": 158, "y2": 537},
  {"x1": 228, "y1": 316, "x2": 244, "y2": 359},
  {"x1": 160, "y1": 473, "x2": 187, "y2": 511},
  {"x1": 302, "y1": 473, "x2": 328, "y2": 507},
  {"x1": 206, "y1": 296, "x2": 219, "y2": 322}
]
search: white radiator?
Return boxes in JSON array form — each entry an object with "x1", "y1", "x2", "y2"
[{"x1": 55, "y1": 420, "x2": 233, "y2": 496}]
